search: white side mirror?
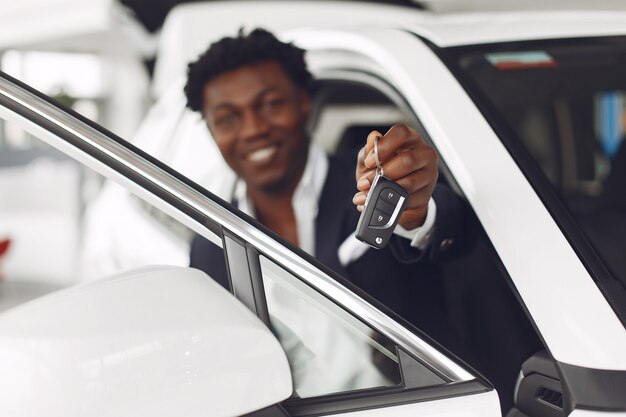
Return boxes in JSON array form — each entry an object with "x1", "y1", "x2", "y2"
[{"x1": 0, "y1": 266, "x2": 292, "y2": 417}]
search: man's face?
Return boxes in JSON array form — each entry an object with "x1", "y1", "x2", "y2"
[{"x1": 202, "y1": 60, "x2": 311, "y2": 194}]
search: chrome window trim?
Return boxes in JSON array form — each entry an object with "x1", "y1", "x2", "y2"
[{"x1": 0, "y1": 72, "x2": 474, "y2": 383}]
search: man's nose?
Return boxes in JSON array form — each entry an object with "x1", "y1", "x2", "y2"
[{"x1": 240, "y1": 108, "x2": 270, "y2": 139}]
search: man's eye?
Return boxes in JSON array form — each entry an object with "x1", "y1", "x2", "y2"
[
  {"x1": 261, "y1": 98, "x2": 286, "y2": 112},
  {"x1": 215, "y1": 113, "x2": 239, "y2": 128}
]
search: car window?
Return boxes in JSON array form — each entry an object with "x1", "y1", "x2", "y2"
[
  {"x1": 260, "y1": 255, "x2": 448, "y2": 398},
  {"x1": 447, "y1": 36, "x2": 626, "y2": 317},
  {"x1": 261, "y1": 255, "x2": 443, "y2": 398}
]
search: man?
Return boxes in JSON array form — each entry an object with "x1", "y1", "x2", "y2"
[{"x1": 185, "y1": 28, "x2": 466, "y2": 342}]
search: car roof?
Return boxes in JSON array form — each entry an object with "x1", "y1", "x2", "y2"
[
  {"x1": 413, "y1": 11, "x2": 626, "y2": 46},
  {"x1": 152, "y1": 0, "x2": 626, "y2": 96}
]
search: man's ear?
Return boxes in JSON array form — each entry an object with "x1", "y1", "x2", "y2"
[{"x1": 200, "y1": 105, "x2": 217, "y2": 138}]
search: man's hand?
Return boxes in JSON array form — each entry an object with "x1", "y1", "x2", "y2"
[{"x1": 353, "y1": 124, "x2": 438, "y2": 231}]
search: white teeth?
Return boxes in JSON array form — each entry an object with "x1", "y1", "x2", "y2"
[{"x1": 248, "y1": 146, "x2": 277, "y2": 162}]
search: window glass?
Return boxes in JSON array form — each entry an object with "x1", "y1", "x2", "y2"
[
  {"x1": 260, "y1": 256, "x2": 445, "y2": 398},
  {"x1": 0, "y1": 116, "x2": 211, "y2": 310},
  {"x1": 449, "y1": 37, "x2": 626, "y2": 294}
]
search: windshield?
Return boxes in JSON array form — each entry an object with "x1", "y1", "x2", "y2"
[{"x1": 446, "y1": 36, "x2": 626, "y2": 317}]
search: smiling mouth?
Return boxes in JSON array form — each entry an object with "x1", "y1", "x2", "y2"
[{"x1": 247, "y1": 146, "x2": 278, "y2": 162}]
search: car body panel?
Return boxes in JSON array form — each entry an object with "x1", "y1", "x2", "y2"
[
  {"x1": 414, "y1": 11, "x2": 626, "y2": 47},
  {"x1": 0, "y1": 266, "x2": 292, "y2": 417}
]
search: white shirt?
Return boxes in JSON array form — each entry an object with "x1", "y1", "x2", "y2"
[{"x1": 234, "y1": 143, "x2": 436, "y2": 266}]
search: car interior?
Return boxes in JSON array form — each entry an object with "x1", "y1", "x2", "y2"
[{"x1": 450, "y1": 36, "x2": 626, "y2": 322}]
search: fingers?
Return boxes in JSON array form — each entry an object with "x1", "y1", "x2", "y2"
[
  {"x1": 363, "y1": 124, "x2": 422, "y2": 169},
  {"x1": 358, "y1": 124, "x2": 433, "y2": 182},
  {"x1": 356, "y1": 130, "x2": 382, "y2": 178},
  {"x1": 353, "y1": 172, "x2": 434, "y2": 213},
  {"x1": 357, "y1": 145, "x2": 438, "y2": 188},
  {"x1": 354, "y1": 124, "x2": 439, "y2": 228},
  {"x1": 352, "y1": 191, "x2": 366, "y2": 212}
]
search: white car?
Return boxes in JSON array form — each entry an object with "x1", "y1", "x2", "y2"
[{"x1": 0, "y1": 1, "x2": 625, "y2": 417}]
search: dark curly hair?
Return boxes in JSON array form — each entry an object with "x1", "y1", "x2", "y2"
[{"x1": 184, "y1": 28, "x2": 314, "y2": 113}]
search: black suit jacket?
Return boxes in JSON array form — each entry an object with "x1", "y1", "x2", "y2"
[{"x1": 190, "y1": 155, "x2": 467, "y2": 344}]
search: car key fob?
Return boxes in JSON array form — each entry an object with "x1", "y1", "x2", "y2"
[
  {"x1": 355, "y1": 173, "x2": 408, "y2": 248},
  {"x1": 355, "y1": 136, "x2": 409, "y2": 249}
]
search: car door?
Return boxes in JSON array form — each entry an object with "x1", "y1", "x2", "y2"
[{"x1": 0, "y1": 66, "x2": 502, "y2": 416}]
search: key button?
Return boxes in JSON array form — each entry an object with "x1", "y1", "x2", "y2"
[
  {"x1": 381, "y1": 187, "x2": 400, "y2": 205},
  {"x1": 375, "y1": 199, "x2": 396, "y2": 215},
  {"x1": 369, "y1": 209, "x2": 390, "y2": 227}
]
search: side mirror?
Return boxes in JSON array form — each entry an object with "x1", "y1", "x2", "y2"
[{"x1": 0, "y1": 266, "x2": 292, "y2": 417}]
